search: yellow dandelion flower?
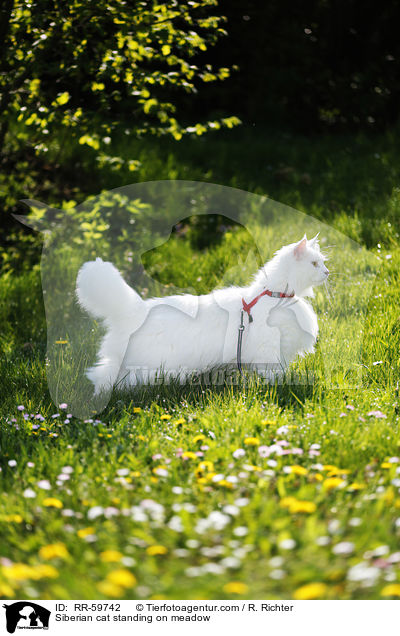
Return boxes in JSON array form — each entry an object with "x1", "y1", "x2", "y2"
[
  {"x1": 106, "y1": 569, "x2": 137, "y2": 588},
  {"x1": 381, "y1": 462, "x2": 392, "y2": 469},
  {"x1": 2, "y1": 563, "x2": 35, "y2": 581},
  {"x1": 33, "y1": 564, "x2": 59, "y2": 579},
  {"x1": 39, "y1": 542, "x2": 69, "y2": 560},
  {"x1": 280, "y1": 497, "x2": 316, "y2": 513},
  {"x1": 138, "y1": 435, "x2": 147, "y2": 441},
  {"x1": 153, "y1": 466, "x2": 168, "y2": 475},
  {"x1": 223, "y1": 581, "x2": 248, "y2": 595},
  {"x1": 323, "y1": 477, "x2": 346, "y2": 490},
  {"x1": 290, "y1": 500, "x2": 316, "y2": 513},
  {"x1": 218, "y1": 480, "x2": 234, "y2": 489},
  {"x1": 5, "y1": 514, "x2": 23, "y2": 523},
  {"x1": 174, "y1": 418, "x2": 186, "y2": 425},
  {"x1": 97, "y1": 581, "x2": 123, "y2": 597},
  {"x1": 0, "y1": 582, "x2": 15, "y2": 597},
  {"x1": 193, "y1": 434, "x2": 206, "y2": 443},
  {"x1": 347, "y1": 482, "x2": 366, "y2": 491},
  {"x1": 294, "y1": 582, "x2": 327, "y2": 600},
  {"x1": 100, "y1": 550, "x2": 123, "y2": 563},
  {"x1": 133, "y1": 407, "x2": 141, "y2": 413},
  {"x1": 160, "y1": 414, "x2": 171, "y2": 420},
  {"x1": 150, "y1": 476, "x2": 158, "y2": 483},
  {"x1": 181, "y1": 451, "x2": 198, "y2": 460},
  {"x1": 280, "y1": 497, "x2": 297, "y2": 507},
  {"x1": 381, "y1": 584, "x2": 400, "y2": 597},
  {"x1": 195, "y1": 461, "x2": 214, "y2": 476},
  {"x1": 55, "y1": 340, "x2": 68, "y2": 344},
  {"x1": 322, "y1": 464, "x2": 337, "y2": 471},
  {"x1": 244, "y1": 437, "x2": 260, "y2": 446},
  {"x1": 131, "y1": 471, "x2": 141, "y2": 478},
  {"x1": 326, "y1": 467, "x2": 350, "y2": 476},
  {"x1": 289, "y1": 465, "x2": 308, "y2": 476},
  {"x1": 77, "y1": 526, "x2": 95, "y2": 539},
  {"x1": 261, "y1": 420, "x2": 276, "y2": 426},
  {"x1": 311, "y1": 473, "x2": 323, "y2": 482},
  {"x1": 43, "y1": 497, "x2": 63, "y2": 509},
  {"x1": 146, "y1": 545, "x2": 168, "y2": 556}
]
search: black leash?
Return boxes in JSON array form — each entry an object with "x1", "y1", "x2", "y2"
[
  {"x1": 237, "y1": 309, "x2": 245, "y2": 375},
  {"x1": 237, "y1": 286, "x2": 294, "y2": 375}
]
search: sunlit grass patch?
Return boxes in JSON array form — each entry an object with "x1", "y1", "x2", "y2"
[{"x1": 1, "y1": 130, "x2": 400, "y2": 599}]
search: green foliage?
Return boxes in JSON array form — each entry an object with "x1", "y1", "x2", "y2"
[
  {"x1": 0, "y1": 0, "x2": 241, "y2": 270},
  {"x1": 3, "y1": 122, "x2": 400, "y2": 276},
  {"x1": 0, "y1": 0, "x2": 237, "y2": 156}
]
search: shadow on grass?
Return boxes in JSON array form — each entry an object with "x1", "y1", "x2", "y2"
[{"x1": 104, "y1": 370, "x2": 322, "y2": 418}]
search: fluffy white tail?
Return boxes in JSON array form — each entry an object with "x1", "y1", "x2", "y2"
[{"x1": 76, "y1": 258, "x2": 143, "y2": 322}]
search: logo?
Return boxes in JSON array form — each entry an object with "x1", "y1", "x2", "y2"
[
  {"x1": 3, "y1": 603, "x2": 50, "y2": 634},
  {"x1": 15, "y1": 181, "x2": 379, "y2": 417}
]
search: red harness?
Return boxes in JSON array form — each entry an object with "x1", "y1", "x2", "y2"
[{"x1": 242, "y1": 288, "x2": 294, "y2": 322}]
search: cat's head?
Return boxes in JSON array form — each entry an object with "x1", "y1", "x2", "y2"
[{"x1": 291, "y1": 234, "x2": 329, "y2": 293}]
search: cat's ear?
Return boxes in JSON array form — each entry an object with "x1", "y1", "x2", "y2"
[
  {"x1": 309, "y1": 232, "x2": 320, "y2": 249},
  {"x1": 13, "y1": 200, "x2": 60, "y2": 234},
  {"x1": 294, "y1": 236, "x2": 307, "y2": 260}
]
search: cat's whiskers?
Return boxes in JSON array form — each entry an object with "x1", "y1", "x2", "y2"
[
  {"x1": 323, "y1": 279, "x2": 333, "y2": 308},
  {"x1": 324, "y1": 270, "x2": 350, "y2": 278}
]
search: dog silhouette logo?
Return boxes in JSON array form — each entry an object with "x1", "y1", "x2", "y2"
[
  {"x1": 3, "y1": 602, "x2": 50, "y2": 633},
  {"x1": 14, "y1": 181, "x2": 379, "y2": 418}
]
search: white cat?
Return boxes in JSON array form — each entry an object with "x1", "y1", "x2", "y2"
[{"x1": 76, "y1": 235, "x2": 329, "y2": 393}]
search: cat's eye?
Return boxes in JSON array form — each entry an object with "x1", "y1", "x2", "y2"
[{"x1": 312, "y1": 261, "x2": 318, "y2": 267}]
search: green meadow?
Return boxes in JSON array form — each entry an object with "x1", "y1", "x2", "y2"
[{"x1": 1, "y1": 125, "x2": 400, "y2": 600}]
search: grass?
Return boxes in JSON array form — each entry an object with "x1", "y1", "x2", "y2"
[{"x1": 1, "y1": 124, "x2": 400, "y2": 600}]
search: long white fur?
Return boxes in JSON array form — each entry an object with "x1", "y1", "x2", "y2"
[{"x1": 76, "y1": 235, "x2": 329, "y2": 393}]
